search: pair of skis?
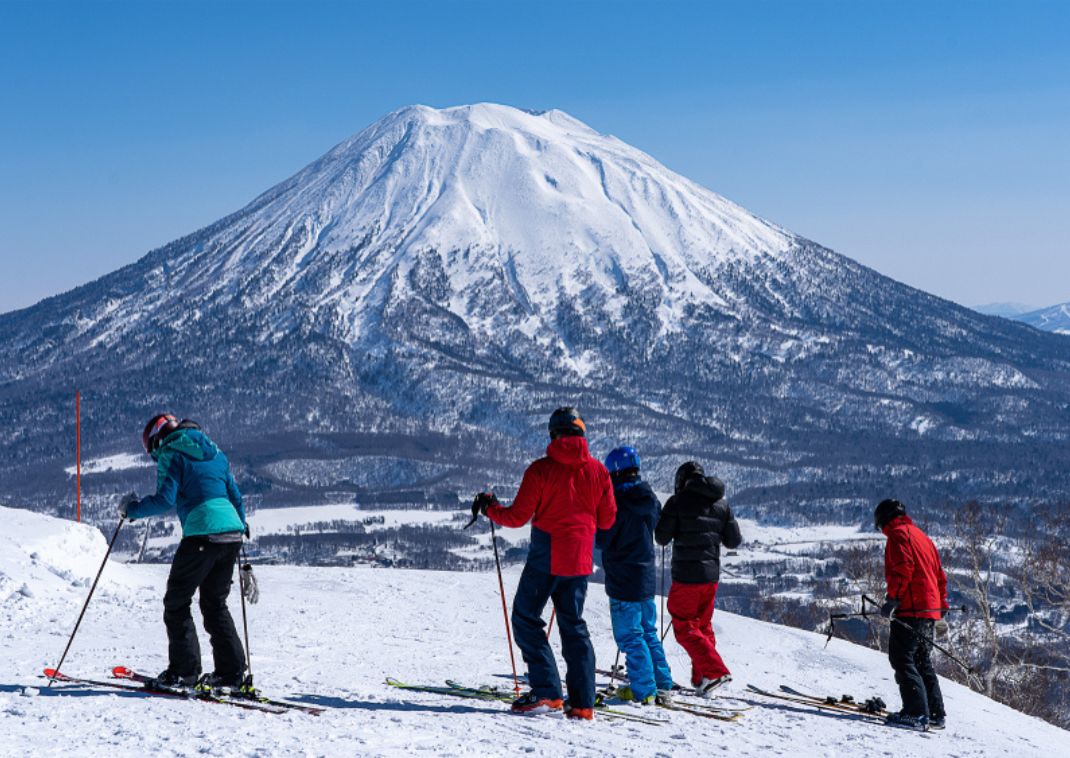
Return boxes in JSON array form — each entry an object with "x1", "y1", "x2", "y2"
[
  {"x1": 745, "y1": 684, "x2": 897, "y2": 726},
  {"x1": 44, "y1": 667, "x2": 322, "y2": 715},
  {"x1": 385, "y1": 677, "x2": 665, "y2": 725}
]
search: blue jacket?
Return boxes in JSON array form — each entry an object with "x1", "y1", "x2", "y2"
[
  {"x1": 127, "y1": 427, "x2": 246, "y2": 538},
  {"x1": 596, "y1": 478, "x2": 661, "y2": 601}
]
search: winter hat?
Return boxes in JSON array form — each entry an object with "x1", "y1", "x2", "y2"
[{"x1": 874, "y1": 498, "x2": 907, "y2": 530}]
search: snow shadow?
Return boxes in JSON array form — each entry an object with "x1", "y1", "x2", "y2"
[
  {"x1": 289, "y1": 693, "x2": 502, "y2": 716},
  {"x1": 1, "y1": 683, "x2": 155, "y2": 700}
]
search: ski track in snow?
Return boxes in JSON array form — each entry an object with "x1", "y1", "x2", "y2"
[{"x1": 2, "y1": 507, "x2": 1066, "y2": 757}]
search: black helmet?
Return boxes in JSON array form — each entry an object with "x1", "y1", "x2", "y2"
[
  {"x1": 548, "y1": 407, "x2": 586, "y2": 438},
  {"x1": 874, "y1": 498, "x2": 907, "y2": 530},
  {"x1": 142, "y1": 413, "x2": 179, "y2": 453},
  {"x1": 674, "y1": 461, "x2": 705, "y2": 494}
]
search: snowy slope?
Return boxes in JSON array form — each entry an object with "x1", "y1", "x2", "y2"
[{"x1": 3, "y1": 508, "x2": 1066, "y2": 757}]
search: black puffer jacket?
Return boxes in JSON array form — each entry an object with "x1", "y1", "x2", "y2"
[{"x1": 654, "y1": 476, "x2": 742, "y2": 584}]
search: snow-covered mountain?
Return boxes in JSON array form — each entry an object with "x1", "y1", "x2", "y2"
[
  {"x1": 3, "y1": 103, "x2": 1070, "y2": 520},
  {"x1": 1017, "y1": 302, "x2": 1070, "y2": 335},
  {"x1": 4, "y1": 506, "x2": 1067, "y2": 756},
  {"x1": 972, "y1": 302, "x2": 1038, "y2": 318}
]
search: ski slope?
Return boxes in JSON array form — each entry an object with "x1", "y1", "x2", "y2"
[{"x1": 2, "y1": 507, "x2": 1066, "y2": 757}]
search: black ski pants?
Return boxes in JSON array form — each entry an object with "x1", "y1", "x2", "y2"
[
  {"x1": 888, "y1": 617, "x2": 946, "y2": 719},
  {"x1": 163, "y1": 537, "x2": 245, "y2": 679}
]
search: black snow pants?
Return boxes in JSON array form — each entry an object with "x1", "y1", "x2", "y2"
[
  {"x1": 163, "y1": 537, "x2": 245, "y2": 679},
  {"x1": 888, "y1": 617, "x2": 946, "y2": 719}
]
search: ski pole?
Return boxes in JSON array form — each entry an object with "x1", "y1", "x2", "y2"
[
  {"x1": 238, "y1": 545, "x2": 253, "y2": 683},
  {"x1": 607, "y1": 648, "x2": 622, "y2": 687},
  {"x1": 49, "y1": 518, "x2": 125, "y2": 686},
  {"x1": 489, "y1": 520, "x2": 521, "y2": 696},
  {"x1": 860, "y1": 595, "x2": 973, "y2": 673},
  {"x1": 546, "y1": 607, "x2": 555, "y2": 639},
  {"x1": 660, "y1": 544, "x2": 667, "y2": 640}
]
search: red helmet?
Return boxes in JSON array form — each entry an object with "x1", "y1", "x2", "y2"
[{"x1": 142, "y1": 413, "x2": 179, "y2": 453}]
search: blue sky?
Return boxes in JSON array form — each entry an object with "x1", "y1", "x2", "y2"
[{"x1": 1, "y1": 0, "x2": 1067, "y2": 313}]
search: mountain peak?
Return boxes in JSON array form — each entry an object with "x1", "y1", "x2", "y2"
[
  {"x1": 377, "y1": 102, "x2": 601, "y2": 137},
  {"x1": 159, "y1": 101, "x2": 797, "y2": 341}
]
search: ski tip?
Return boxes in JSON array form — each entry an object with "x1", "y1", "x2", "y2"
[
  {"x1": 112, "y1": 666, "x2": 133, "y2": 679},
  {"x1": 43, "y1": 668, "x2": 60, "y2": 679}
]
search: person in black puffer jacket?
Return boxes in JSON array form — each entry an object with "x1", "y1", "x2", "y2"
[{"x1": 655, "y1": 461, "x2": 742, "y2": 697}]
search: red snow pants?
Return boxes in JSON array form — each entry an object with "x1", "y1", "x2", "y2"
[{"x1": 667, "y1": 581, "x2": 729, "y2": 685}]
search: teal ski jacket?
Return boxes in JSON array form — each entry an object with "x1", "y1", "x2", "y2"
[{"x1": 127, "y1": 427, "x2": 246, "y2": 537}]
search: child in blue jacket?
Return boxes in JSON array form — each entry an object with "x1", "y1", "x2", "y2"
[{"x1": 595, "y1": 446, "x2": 673, "y2": 704}]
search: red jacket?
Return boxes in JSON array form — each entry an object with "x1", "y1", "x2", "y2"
[
  {"x1": 882, "y1": 514, "x2": 948, "y2": 619},
  {"x1": 488, "y1": 436, "x2": 616, "y2": 577}
]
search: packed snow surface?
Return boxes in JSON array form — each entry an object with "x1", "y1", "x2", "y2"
[{"x1": 3, "y1": 507, "x2": 1066, "y2": 756}]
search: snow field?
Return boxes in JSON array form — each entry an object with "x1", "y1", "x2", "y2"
[{"x1": 2, "y1": 507, "x2": 1066, "y2": 757}]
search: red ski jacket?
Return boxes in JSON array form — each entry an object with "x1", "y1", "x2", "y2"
[
  {"x1": 487, "y1": 436, "x2": 616, "y2": 577},
  {"x1": 882, "y1": 515, "x2": 949, "y2": 619}
]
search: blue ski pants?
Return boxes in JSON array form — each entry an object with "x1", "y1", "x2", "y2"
[
  {"x1": 610, "y1": 597, "x2": 673, "y2": 699},
  {"x1": 511, "y1": 563, "x2": 595, "y2": 708}
]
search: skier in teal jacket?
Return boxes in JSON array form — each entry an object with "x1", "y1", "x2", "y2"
[{"x1": 120, "y1": 414, "x2": 252, "y2": 691}]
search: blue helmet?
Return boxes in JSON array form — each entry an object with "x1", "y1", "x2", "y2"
[{"x1": 604, "y1": 446, "x2": 641, "y2": 475}]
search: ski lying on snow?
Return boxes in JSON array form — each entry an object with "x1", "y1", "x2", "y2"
[
  {"x1": 778, "y1": 685, "x2": 887, "y2": 716},
  {"x1": 383, "y1": 678, "x2": 665, "y2": 725},
  {"x1": 43, "y1": 669, "x2": 287, "y2": 713},
  {"x1": 111, "y1": 667, "x2": 323, "y2": 715},
  {"x1": 745, "y1": 684, "x2": 888, "y2": 723}
]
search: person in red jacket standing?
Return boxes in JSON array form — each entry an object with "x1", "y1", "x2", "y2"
[
  {"x1": 473, "y1": 407, "x2": 616, "y2": 720},
  {"x1": 875, "y1": 498, "x2": 949, "y2": 732}
]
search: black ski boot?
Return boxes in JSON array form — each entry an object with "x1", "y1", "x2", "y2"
[
  {"x1": 885, "y1": 711, "x2": 929, "y2": 731},
  {"x1": 196, "y1": 670, "x2": 249, "y2": 696},
  {"x1": 149, "y1": 669, "x2": 198, "y2": 691}
]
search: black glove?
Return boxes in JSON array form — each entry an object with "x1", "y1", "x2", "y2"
[
  {"x1": 118, "y1": 492, "x2": 139, "y2": 519},
  {"x1": 880, "y1": 596, "x2": 900, "y2": 619},
  {"x1": 243, "y1": 522, "x2": 251, "y2": 539},
  {"x1": 472, "y1": 491, "x2": 499, "y2": 519}
]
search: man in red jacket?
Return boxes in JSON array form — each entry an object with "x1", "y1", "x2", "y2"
[
  {"x1": 474, "y1": 407, "x2": 616, "y2": 720},
  {"x1": 875, "y1": 499, "x2": 949, "y2": 731}
]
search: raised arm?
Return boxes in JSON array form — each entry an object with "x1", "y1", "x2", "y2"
[
  {"x1": 654, "y1": 496, "x2": 678, "y2": 546},
  {"x1": 487, "y1": 463, "x2": 543, "y2": 528},
  {"x1": 128, "y1": 456, "x2": 182, "y2": 520}
]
